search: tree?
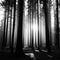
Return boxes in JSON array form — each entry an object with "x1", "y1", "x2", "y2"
[
  {"x1": 15, "y1": 0, "x2": 24, "y2": 55},
  {"x1": 2, "y1": 0, "x2": 9, "y2": 49},
  {"x1": 9, "y1": 2, "x2": 13, "y2": 49},
  {"x1": 11, "y1": 0, "x2": 16, "y2": 53},
  {"x1": 56, "y1": 0, "x2": 59, "y2": 48},
  {"x1": 43, "y1": 0, "x2": 51, "y2": 52}
]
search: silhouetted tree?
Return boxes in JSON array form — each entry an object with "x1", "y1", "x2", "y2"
[
  {"x1": 15, "y1": 0, "x2": 24, "y2": 55},
  {"x1": 56, "y1": 0, "x2": 59, "y2": 48},
  {"x1": 11, "y1": 0, "x2": 16, "y2": 53},
  {"x1": 43, "y1": 0, "x2": 51, "y2": 52}
]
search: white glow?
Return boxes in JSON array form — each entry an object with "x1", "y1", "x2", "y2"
[
  {"x1": 16, "y1": 0, "x2": 18, "y2": 5},
  {"x1": 23, "y1": 0, "x2": 46, "y2": 49},
  {"x1": 51, "y1": 7, "x2": 54, "y2": 30},
  {"x1": 50, "y1": 0, "x2": 56, "y2": 46},
  {"x1": 30, "y1": 53, "x2": 35, "y2": 58},
  {"x1": 25, "y1": 53, "x2": 35, "y2": 58},
  {"x1": 35, "y1": 50, "x2": 39, "y2": 52},
  {"x1": 0, "y1": 5, "x2": 5, "y2": 27},
  {"x1": 0, "y1": 0, "x2": 4, "y2": 3},
  {"x1": 24, "y1": 0, "x2": 28, "y2": 16},
  {"x1": 32, "y1": 20, "x2": 36, "y2": 48}
]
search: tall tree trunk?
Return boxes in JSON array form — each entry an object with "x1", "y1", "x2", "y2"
[
  {"x1": 15, "y1": 0, "x2": 23, "y2": 55},
  {"x1": 11, "y1": 0, "x2": 16, "y2": 53},
  {"x1": 9, "y1": 6, "x2": 12, "y2": 49},
  {"x1": 32, "y1": 0, "x2": 34, "y2": 50},
  {"x1": 44, "y1": 0, "x2": 51, "y2": 52},
  {"x1": 6, "y1": 4, "x2": 9, "y2": 48},
  {"x1": 56, "y1": 0, "x2": 59, "y2": 48},
  {"x1": 2, "y1": 6, "x2": 6, "y2": 49},
  {"x1": 37, "y1": 0, "x2": 39, "y2": 50}
]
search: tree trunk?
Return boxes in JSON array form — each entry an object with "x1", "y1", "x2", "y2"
[
  {"x1": 44, "y1": 0, "x2": 51, "y2": 52},
  {"x1": 5, "y1": 4, "x2": 9, "y2": 48},
  {"x1": 11, "y1": 0, "x2": 16, "y2": 53},
  {"x1": 56, "y1": 0, "x2": 59, "y2": 48},
  {"x1": 2, "y1": 6, "x2": 6, "y2": 49},
  {"x1": 15, "y1": 0, "x2": 24, "y2": 55},
  {"x1": 9, "y1": 6, "x2": 12, "y2": 49}
]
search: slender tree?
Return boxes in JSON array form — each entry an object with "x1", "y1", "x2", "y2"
[
  {"x1": 9, "y1": 2, "x2": 12, "y2": 49},
  {"x1": 37, "y1": 0, "x2": 39, "y2": 50},
  {"x1": 5, "y1": 1, "x2": 10, "y2": 48},
  {"x1": 56, "y1": 0, "x2": 59, "y2": 48},
  {"x1": 11, "y1": 0, "x2": 16, "y2": 53}
]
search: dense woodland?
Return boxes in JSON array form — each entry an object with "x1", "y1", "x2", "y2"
[
  {"x1": 23, "y1": 0, "x2": 60, "y2": 52},
  {"x1": 0, "y1": 0, "x2": 60, "y2": 59}
]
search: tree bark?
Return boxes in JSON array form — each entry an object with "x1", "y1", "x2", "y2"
[
  {"x1": 15, "y1": 0, "x2": 24, "y2": 55},
  {"x1": 56, "y1": 0, "x2": 59, "y2": 48},
  {"x1": 11, "y1": 0, "x2": 16, "y2": 53},
  {"x1": 43, "y1": 0, "x2": 51, "y2": 52}
]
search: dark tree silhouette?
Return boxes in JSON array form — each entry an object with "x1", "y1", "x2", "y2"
[
  {"x1": 37, "y1": 0, "x2": 40, "y2": 50},
  {"x1": 31, "y1": 0, "x2": 34, "y2": 50},
  {"x1": 56, "y1": 0, "x2": 59, "y2": 48},
  {"x1": 15, "y1": 0, "x2": 24, "y2": 55},
  {"x1": 11, "y1": 0, "x2": 16, "y2": 53},
  {"x1": 43, "y1": 0, "x2": 51, "y2": 52}
]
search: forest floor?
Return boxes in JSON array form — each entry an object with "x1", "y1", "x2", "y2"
[
  {"x1": 0, "y1": 48, "x2": 60, "y2": 60},
  {"x1": 24, "y1": 47, "x2": 60, "y2": 60}
]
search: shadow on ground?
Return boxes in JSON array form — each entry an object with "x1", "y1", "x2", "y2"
[{"x1": 0, "y1": 48, "x2": 60, "y2": 60}]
